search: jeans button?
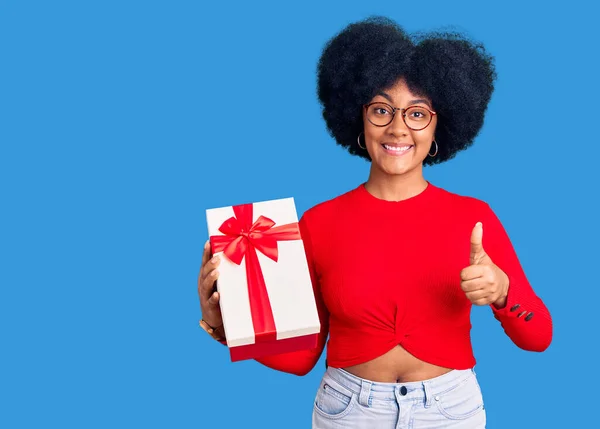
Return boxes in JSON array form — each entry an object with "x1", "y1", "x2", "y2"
[{"x1": 400, "y1": 386, "x2": 407, "y2": 396}]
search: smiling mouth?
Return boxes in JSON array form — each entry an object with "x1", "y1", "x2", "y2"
[{"x1": 381, "y1": 143, "x2": 414, "y2": 155}]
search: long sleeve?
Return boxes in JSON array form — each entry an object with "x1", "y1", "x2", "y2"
[
  {"x1": 254, "y1": 212, "x2": 330, "y2": 376},
  {"x1": 481, "y1": 203, "x2": 553, "y2": 352}
]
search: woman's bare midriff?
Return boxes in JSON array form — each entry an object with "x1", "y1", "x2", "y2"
[{"x1": 342, "y1": 344, "x2": 453, "y2": 383}]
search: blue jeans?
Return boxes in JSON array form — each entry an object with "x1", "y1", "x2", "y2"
[{"x1": 312, "y1": 366, "x2": 486, "y2": 428}]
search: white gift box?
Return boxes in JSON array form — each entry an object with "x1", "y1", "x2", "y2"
[{"x1": 205, "y1": 197, "x2": 321, "y2": 362}]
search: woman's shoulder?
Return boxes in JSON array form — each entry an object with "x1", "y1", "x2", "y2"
[
  {"x1": 300, "y1": 184, "x2": 362, "y2": 222},
  {"x1": 430, "y1": 182, "x2": 494, "y2": 213}
]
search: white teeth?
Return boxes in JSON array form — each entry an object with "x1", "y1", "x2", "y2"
[{"x1": 383, "y1": 144, "x2": 412, "y2": 152}]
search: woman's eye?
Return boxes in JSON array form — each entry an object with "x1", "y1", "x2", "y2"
[{"x1": 407, "y1": 108, "x2": 429, "y2": 120}]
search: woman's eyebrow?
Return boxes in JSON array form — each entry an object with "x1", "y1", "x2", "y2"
[
  {"x1": 408, "y1": 99, "x2": 432, "y2": 108},
  {"x1": 375, "y1": 91, "x2": 394, "y2": 103},
  {"x1": 375, "y1": 92, "x2": 432, "y2": 108}
]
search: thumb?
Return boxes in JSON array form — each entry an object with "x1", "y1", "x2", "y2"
[{"x1": 470, "y1": 222, "x2": 485, "y2": 264}]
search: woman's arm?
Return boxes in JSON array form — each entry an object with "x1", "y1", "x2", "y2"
[
  {"x1": 480, "y1": 202, "x2": 553, "y2": 352},
  {"x1": 254, "y1": 212, "x2": 330, "y2": 376}
]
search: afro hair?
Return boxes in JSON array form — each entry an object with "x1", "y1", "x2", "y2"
[{"x1": 316, "y1": 16, "x2": 497, "y2": 165}]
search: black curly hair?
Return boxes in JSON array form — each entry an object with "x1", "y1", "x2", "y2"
[{"x1": 316, "y1": 16, "x2": 497, "y2": 165}]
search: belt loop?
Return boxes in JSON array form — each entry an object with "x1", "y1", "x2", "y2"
[
  {"x1": 423, "y1": 381, "x2": 432, "y2": 408},
  {"x1": 359, "y1": 379, "x2": 372, "y2": 407}
]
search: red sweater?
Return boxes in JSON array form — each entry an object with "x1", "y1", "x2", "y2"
[{"x1": 256, "y1": 182, "x2": 553, "y2": 376}]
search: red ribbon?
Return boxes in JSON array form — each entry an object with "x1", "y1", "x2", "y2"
[{"x1": 209, "y1": 203, "x2": 301, "y2": 343}]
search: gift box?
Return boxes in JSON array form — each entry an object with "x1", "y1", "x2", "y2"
[{"x1": 205, "y1": 197, "x2": 321, "y2": 362}]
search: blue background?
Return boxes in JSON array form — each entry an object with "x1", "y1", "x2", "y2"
[{"x1": 1, "y1": 0, "x2": 598, "y2": 427}]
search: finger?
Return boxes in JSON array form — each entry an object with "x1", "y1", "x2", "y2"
[
  {"x1": 471, "y1": 296, "x2": 493, "y2": 306},
  {"x1": 460, "y1": 278, "x2": 486, "y2": 293},
  {"x1": 208, "y1": 291, "x2": 220, "y2": 306},
  {"x1": 460, "y1": 264, "x2": 486, "y2": 282},
  {"x1": 465, "y1": 289, "x2": 490, "y2": 302},
  {"x1": 201, "y1": 268, "x2": 219, "y2": 298},
  {"x1": 470, "y1": 222, "x2": 484, "y2": 263},
  {"x1": 201, "y1": 254, "x2": 221, "y2": 282},
  {"x1": 201, "y1": 240, "x2": 212, "y2": 268},
  {"x1": 200, "y1": 241, "x2": 213, "y2": 278}
]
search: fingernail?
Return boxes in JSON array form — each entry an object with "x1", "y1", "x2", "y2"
[
  {"x1": 204, "y1": 240, "x2": 210, "y2": 249},
  {"x1": 211, "y1": 256, "x2": 219, "y2": 264},
  {"x1": 212, "y1": 270, "x2": 218, "y2": 277}
]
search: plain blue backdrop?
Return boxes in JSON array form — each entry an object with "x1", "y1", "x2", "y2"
[{"x1": 1, "y1": 0, "x2": 598, "y2": 427}]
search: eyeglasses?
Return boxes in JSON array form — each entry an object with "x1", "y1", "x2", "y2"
[{"x1": 364, "y1": 102, "x2": 437, "y2": 130}]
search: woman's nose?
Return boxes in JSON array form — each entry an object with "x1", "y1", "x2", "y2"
[{"x1": 388, "y1": 112, "x2": 409, "y2": 136}]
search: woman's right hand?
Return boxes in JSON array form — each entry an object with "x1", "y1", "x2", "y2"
[{"x1": 198, "y1": 240, "x2": 225, "y2": 340}]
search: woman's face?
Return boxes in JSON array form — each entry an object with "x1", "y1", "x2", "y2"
[{"x1": 362, "y1": 78, "x2": 437, "y2": 178}]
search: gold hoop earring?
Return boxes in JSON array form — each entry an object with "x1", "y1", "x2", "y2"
[
  {"x1": 357, "y1": 132, "x2": 366, "y2": 150},
  {"x1": 428, "y1": 140, "x2": 438, "y2": 157}
]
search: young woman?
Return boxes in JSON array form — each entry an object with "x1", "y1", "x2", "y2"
[{"x1": 198, "y1": 16, "x2": 552, "y2": 428}]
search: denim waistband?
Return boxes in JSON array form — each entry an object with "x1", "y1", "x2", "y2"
[{"x1": 324, "y1": 366, "x2": 476, "y2": 407}]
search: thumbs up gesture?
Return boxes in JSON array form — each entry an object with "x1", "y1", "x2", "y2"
[{"x1": 460, "y1": 222, "x2": 510, "y2": 308}]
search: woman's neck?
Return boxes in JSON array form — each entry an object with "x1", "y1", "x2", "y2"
[{"x1": 364, "y1": 166, "x2": 428, "y2": 202}]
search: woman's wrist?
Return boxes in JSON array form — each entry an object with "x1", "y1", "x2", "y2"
[{"x1": 199, "y1": 319, "x2": 226, "y2": 342}]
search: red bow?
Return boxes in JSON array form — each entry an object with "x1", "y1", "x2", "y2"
[{"x1": 210, "y1": 203, "x2": 301, "y2": 343}]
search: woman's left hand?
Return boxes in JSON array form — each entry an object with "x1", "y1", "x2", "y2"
[{"x1": 460, "y1": 222, "x2": 509, "y2": 308}]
